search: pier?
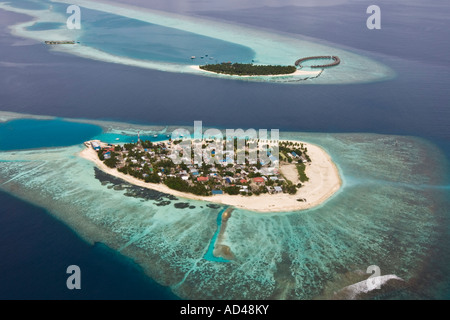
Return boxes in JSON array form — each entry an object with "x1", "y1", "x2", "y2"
[{"x1": 295, "y1": 56, "x2": 340, "y2": 69}]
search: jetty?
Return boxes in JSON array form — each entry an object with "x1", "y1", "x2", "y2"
[{"x1": 295, "y1": 56, "x2": 340, "y2": 69}]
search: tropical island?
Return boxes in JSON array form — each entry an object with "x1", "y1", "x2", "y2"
[
  {"x1": 44, "y1": 40, "x2": 76, "y2": 45},
  {"x1": 199, "y1": 62, "x2": 297, "y2": 76},
  {"x1": 89, "y1": 138, "x2": 309, "y2": 196},
  {"x1": 80, "y1": 137, "x2": 342, "y2": 212}
]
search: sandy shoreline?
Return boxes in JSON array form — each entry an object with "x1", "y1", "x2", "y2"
[
  {"x1": 190, "y1": 65, "x2": 322, "y2": 78},
  {"x1": 78, "y1": 140, "x2": 341, "y2": 212}
]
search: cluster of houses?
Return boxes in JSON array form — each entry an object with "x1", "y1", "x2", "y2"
[{"x1": 90, "y1": 138, "x2": 309, "y2": 196}]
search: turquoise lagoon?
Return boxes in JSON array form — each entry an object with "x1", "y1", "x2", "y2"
[
  {"x1": 0, "y1": 0, "x2": 394, "y2": 84},
  {"x1": 0, "y1": 114, "x2": 448, "y2": 299},
  {"x1": 78, "y1": 8, "x2": 255, "y2": 65},
  {"x1": 24, "y1": 1, "x2": 255, "y2": 65},
  {"x1": 0, "y1": 118, "x2": 102, "y2": 151},
  {"x1": 26, "y1": 21, "x2": 65, "y2": 31}
]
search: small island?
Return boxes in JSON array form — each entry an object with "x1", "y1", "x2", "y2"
[
  {"x1": 44, "y1": 40, "x2": 76, "y2": 45},
  {"x1": 199, "y1": 62, "x2": 297, "y2": 76},
  {"x1": 80, "y1": 137, "x2": 342, "y2": 212}
]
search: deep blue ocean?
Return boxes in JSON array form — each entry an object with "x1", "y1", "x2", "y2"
[
  {"x1": 0, "y1": 190, "x2": 178, "y2": 299},
  {"x1": 0, "y1": 0, "x2": 449, "y2": 299}
]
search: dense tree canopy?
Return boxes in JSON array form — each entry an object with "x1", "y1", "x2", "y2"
[{"x1": 200, "y1": 63, "x2": 296, "y2": 76}]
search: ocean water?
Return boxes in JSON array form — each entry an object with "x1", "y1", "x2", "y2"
[
  {"x1": 26, "y1": 22, "x2": 65, "y2": 31},
  {"x1": 0, "y1": 0, "x2": 449, "y2": 300},
  {"x1": 0, "y1": 189, "x2": 178, "y2": 299},
  {"x1": 2, "y1": 0, "x2": 46, "y2": 10},
  {"x1": 93, "y1": 132, "x2": 171, "y2": 144},
  {"x1": 79, "y1": 7, "x2": 255, "y2": 65}
]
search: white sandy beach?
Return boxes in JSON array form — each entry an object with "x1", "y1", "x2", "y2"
[{"x1": 79, "y1": 140, "x2": 341, "y2": 212}]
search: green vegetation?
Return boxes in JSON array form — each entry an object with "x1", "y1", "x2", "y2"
[
  {"x1": 165, "y1": 177, "x2": 210, "y2": 196},
  {"x1": 94, "y1": 138, "x2": 312, "y2": 198},
  {"x1": 296, "y1": 162, "x2": 309, "y2": 183},
  {"x1": 104, "y1": 151, "x2": 119, "y2": 168},
  {"x1": 200, "y1": 63, "x2": 296, "y2": 76},
  {"x1": 224, "y1": 186, "x2": 240, "y2": 195},
  {"x1": 284, "y1": 183, "x2": 298, "y2": 195},
  {"x1": 97, "y1": 150, "x2": 104, "y2": 161}
]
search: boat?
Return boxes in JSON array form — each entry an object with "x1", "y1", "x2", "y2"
[
  {"x1": 190, "y1": 56, "x2": 196, "y2": 59},
  {"x1": 153, "y1": 134, "x2": 158, "y2": 138}
]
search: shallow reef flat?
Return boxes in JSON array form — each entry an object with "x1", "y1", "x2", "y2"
[{"x1": 0, "y1": 116, "x2": 448, "y2": 299}]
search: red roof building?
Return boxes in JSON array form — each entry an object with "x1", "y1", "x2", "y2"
[
  {"x1": 253, "y1": 177, "x2": 265, "y2": 183},
  {"x1": 240, "y1": 179, "x2": 248, "y2": 184},
  {"x1": 197, "y1": 176, "x2": 209, "y2": 182}
]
